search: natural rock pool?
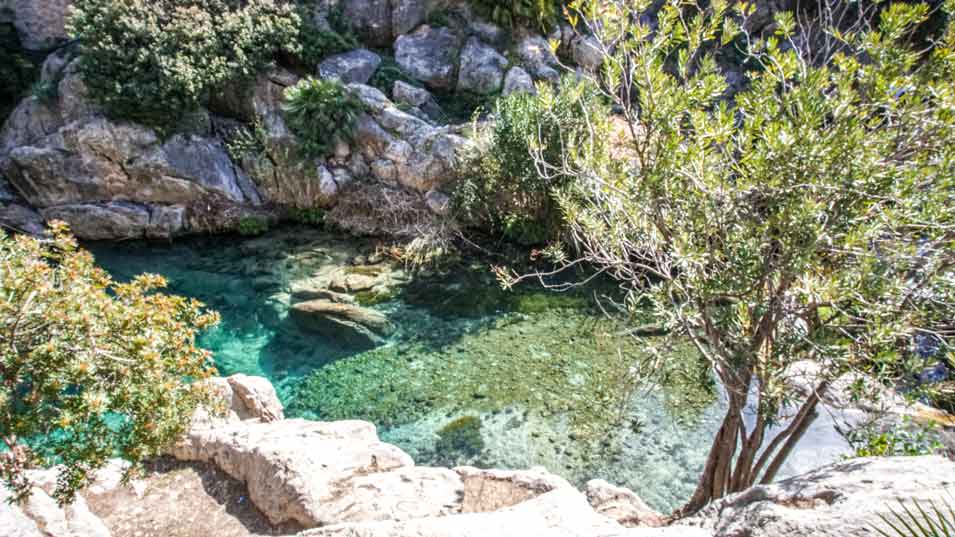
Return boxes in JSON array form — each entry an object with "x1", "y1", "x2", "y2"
[{"x1": 89, "y1": 227, "x2": 851, "y2": 512}]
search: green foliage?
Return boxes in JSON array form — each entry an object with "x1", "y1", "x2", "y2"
[
  {"x1": 471, "y1": 0, "x2": 566, "y2": 31},
  {"x1": 435, "y1": 415, "x2": 485, "y2": 456},
  {"x1": 225, "y1": 121, "x2": 269, "y2": 162},
  {"x1": 0, "y1": 223, "x2": 219, "y2": 504},
  {"x1": 30, "y1": 78, "x2": 59, "y2": 104},
  {"x1": 237, "y1": 216, "x2": 270, "y2": 236},
  {"x1": 847, "y1": 418, "x2": 944, "y2": 458},
  {"x1": 453, "y1": 75, "x2": 610, "y2": 244},
  {"x1": 517, "y1": 0, "x2": 955, "y2": 513},
  {"x1": 370, "y1": 56, "x2": 420, "y2": 97},
  {"x1": 282, "y1": 78, "x2": 364, "y2": 158},
  {"x1": 68, "y1": 0, "x2": 300, "y2": 128},
  {"x1": 875, "y1": 498, "x2": 955, "y2": 537},
  {"x1": 289, "y1": 207, "x2": 326, "y2": 226},
  {"x1": 295, "y1": 6, "x2": 359, "y2": 68}
]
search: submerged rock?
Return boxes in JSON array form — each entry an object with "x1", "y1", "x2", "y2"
[{"x1": 290, "y1": 299, "x2": 394, "y2": 349}]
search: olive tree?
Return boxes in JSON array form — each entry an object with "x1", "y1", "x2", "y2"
[
  {"x1": 0, "y1": 223, "x2": 220, "y2": 503},
  {"x1": 505, "y1": 0, "x2": 955, "y2": 516}
]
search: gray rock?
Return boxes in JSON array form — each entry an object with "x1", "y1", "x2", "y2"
[
  {"x1": 0, "y1": 203, "x2": 46, "y2": 235},
  {"x1": 8, "y1": 0, "x2": 71, "y2": 49},
  {"x1": 395, "y1": 26, "x2": 463, "y2": 90},
  {"x1": 392, "y1": 0, "x2": 428, "y2": 36},
  {"x1": 319, "y1": 49, "x2": 383, "y2": 85},
  {"x1": 393, "y1": 81, "x2": 433, "y2": 108},
  {"x1": 145, "y1": 205, "x2": 186, "y2": 239},
  {"x1": 503, "y1": 67, "x2": 536, "y2": 96},
  {"x1": 40, "y1": 202, "x2": 151, "y2": 241},
  {"x1": 517, "y1": 34, "x2": 561, "y2": 82},
  {"x1": 687, "y1": 455, "x2": 955, "y2": 537},
  {"x1": 572, "y1": 36, "x2": 604, "y2": 71},
  {"x1": 290, "y1": 299, "x2": 395, "y2": 349},
  {"x1": 340, "y1": 0, "x2": 393, "y2": 46},
  {"x1": 160, "y1": 134, "x2": 249, "y2": 203},
  {"x1": 457, "y1": 37, "x2": 508, "y2": 95},
  {"x1": 470, "y1": 21, "x2": 506, "y2": 48}
]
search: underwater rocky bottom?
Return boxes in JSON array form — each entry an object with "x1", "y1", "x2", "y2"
[{"x1": 89, "y1": 226, "x2": 851, "y2": 513}]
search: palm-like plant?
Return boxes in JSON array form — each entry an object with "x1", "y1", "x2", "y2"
[
  {"x1": 282, "y1": 78, "x2": 364, "y2": 158},
  {"x1": 875, "y1": 499, "x2": 955, "y2": 537}
]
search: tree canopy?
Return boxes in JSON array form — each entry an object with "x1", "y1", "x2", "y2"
[{"x1": 500, "y1": 0, "x2": 955, "y2": 515}]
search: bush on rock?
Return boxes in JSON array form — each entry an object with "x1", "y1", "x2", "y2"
[
  {"x1": 283, "y1": 77, "x2": 364, "y2": 158},
  {"x1": 68, "y1": 0, "x2": 300, "y2": 128}
]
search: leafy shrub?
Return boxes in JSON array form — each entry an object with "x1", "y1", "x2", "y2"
[
  {"x1": 370, "y1": 56, "x2": 420, "y2": 97},
  {"x1": 289, "y1": 207, "x2": 326, "y2": 225},
  {"x1": 0, "y1": 223, "x2": 219, "y2": 503},
  {"x1": 471, "y1": 0, "x2": 566, "y2": 31},
  {"x1": 847, "y1": 418, "x2": 943, "y2": 458},
  {"x1": 282, "y1": 78, "x2": 364, "y2": 158},
  {"x1": 452, "y1": 75, "x2": 611, "y2": 244},
  {"x1": 237, "y1": 216, "x2": 270, "y2": 236},
  {"x1": 68, "y1": 0, "x2": 300, "y2": 128},
  {"x1": 295, "y1": 6, "x2": 359, "y2": 69}
]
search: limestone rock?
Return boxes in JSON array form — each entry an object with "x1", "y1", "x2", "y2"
[
  {"x1": 502, "y1": 67, "x2": 536, "y2": 96},
  {"x1": 0, "y1": 485, "x2": 43, "y2": 537},
  {"x1": 290, "y1": 299, "x2": 394, "y2": 348},
  {"x1": 425, "y1": 190, "x2": 451, "y2": 216},
  {"x1": 517, "y1": 35, "x2": 560, "y2": 82},
  {"x1": 687, "y1": 455, "x2": 955, "y2": 537},
  {"x1": 226, "y1": 374, "x2": 284, "y2": 422},
  {"x1": 319, "y1": 49, "x2": 383, "y2": 85},
  {"x1": 455, "y1": 466, "x2": 573, "y2": 513},
  {"x1": 299, "y1": 487, "x2": 628, "y2": 537},
  {"x1": 395, "y1": 26, "x2": 463, "y2": 90},
  {"x1": 457, "y1": 37, "x2": 507, "y2": 95},
  {"x1": 393, "y1": 81, "x2": 432, "y2": 108},
  {"x1": 584, "y1": 479, "x2": 665, "y2": 528},
  {"x1": 170, "y1": 419, "x2": 414, "y2": 528}
]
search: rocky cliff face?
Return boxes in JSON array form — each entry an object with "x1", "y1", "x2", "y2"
[{"x1": 2, "y1": 374, "x2": 951, "y2": 537}]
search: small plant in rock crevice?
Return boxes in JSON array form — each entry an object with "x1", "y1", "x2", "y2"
[{"x1": 282, "y1": 78, "x2": 364, "y2": 158}]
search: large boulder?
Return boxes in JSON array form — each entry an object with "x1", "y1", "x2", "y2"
[
  {"x1": 226, "y1": 374, "x2": 285, "y2": 422},
  {"x1": 170, "y1": 419, "x2": 416, "y2": 528},
  {"x1": 687, "y1": 455, "x2": 955, "y2": 537},
  {"x1": 290, "y1": 298, "x2": 395, "y2": 349},
  {"x1": 457, "y1": 37, "x2": 508, "y2": 95},
  {"x1": 395, "y1": 25, "x2": 463, "y2": 90},
  {"x1": 392, "y1": 0, "x2": 428, "y2": 36},
  {"x1": 319, "y1": 49, "x2": 382, "y2": 85},
  {"x1": 39, "y1": 202, "x2": 151, "y2": 240}
]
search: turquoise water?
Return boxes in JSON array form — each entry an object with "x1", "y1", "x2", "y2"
[{"x1": 89, "y1": 227, "x2": 850, "y2": 512}]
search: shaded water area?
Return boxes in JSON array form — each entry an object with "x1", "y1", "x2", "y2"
[{"x1": 89, "y1": 227, "x2": 850, "y2": 512}]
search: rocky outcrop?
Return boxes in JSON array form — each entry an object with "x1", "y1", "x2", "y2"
[
  {"x1": 503, "y1": 66, "x2": 537, "y2": 96},
  {"x1": 687, "y1": 455, "x2": 955, "y2": 537}
]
